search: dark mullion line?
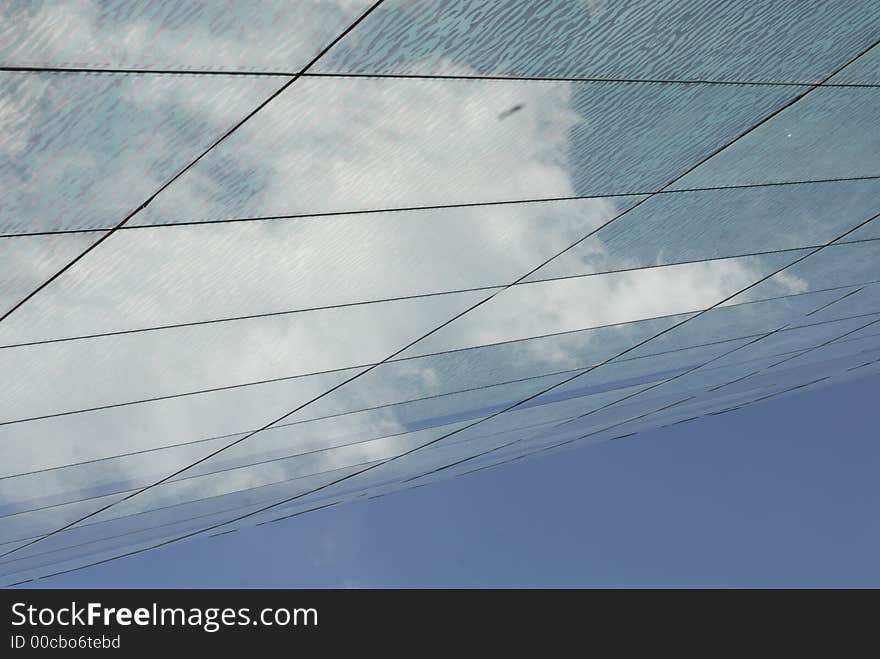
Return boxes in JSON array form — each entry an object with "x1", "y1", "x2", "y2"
[
  {"x1": 710, "y1": 311, "x2": 880, "y2": 393},
  {"x1": 4, "y1": 173, "x2": 880, "y2": 240},
  {"x1": 803, "y1": 286, "x2": 865, "y2": 317},
  {"x1": 7, "y1": 302, "x2": 861, "y2": 483},
  {"x1": 0, "y1": 65, "x2": 292, "y2": 76},
  {"x1": 8, "y1": 238, "x2": 879, "y2": 352},
  {"x1": 5, "y1": 36, "x2": 875, "y2": 564},
  {"x1": 2, "y1": 65, "x2": 878, "y2": 88},
  {"x1": 0, "y1": 0, "x2": 388, "y2": 327},
  {"x1": 734, "y1": 376, "x2": 833, "y2": 407},
  {"x1": 847, "y1": 356, "x2": 880, "y2": 372},
  {"x1": 5, "y1": 282, "x2": 876, "y2": 428}
]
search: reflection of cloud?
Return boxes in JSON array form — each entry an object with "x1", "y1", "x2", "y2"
[
  {"x1": 138, "y1": 69, "x2": 583, "y2": 221},
  {"x1": 1, "y1": 59, "x2": 605, "y2": 551},
  {"x1": 0, "y1": 0, "x2": 371, "y2": 70},
  {"x1": 0, "y1": 4, "x2": 820, "y2": 576},
  {"x1": 0, "y1": 72, "x2": 281, "y2": 234}
]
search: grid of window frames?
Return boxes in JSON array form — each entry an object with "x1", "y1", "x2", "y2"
[{"x1": 1, "y1": 0, "x2": 879, "y2": 584}]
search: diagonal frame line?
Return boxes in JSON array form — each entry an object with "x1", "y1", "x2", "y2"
[{"x1": 3, "y1": 33, "x2": 876, "y2": 566}]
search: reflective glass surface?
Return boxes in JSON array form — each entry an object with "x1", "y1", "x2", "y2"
[{"x1": 1, "y1": 0, "x2": 878, "y2": 585}]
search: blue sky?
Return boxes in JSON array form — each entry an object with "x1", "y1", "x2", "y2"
[{"x1": 23, "y1": 372, "x2": 879, "y2": 588}]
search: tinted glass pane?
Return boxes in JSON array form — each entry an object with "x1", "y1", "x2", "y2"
[
  {"x1": 403, "y1": 252, "x2": 806, "y2": 358},
  {"x1": 129, "y1": 77, "x2": 797, "y2": 223},
  {"x1": 318, "y1": 0, "x2": 878, "y2": 83},
  {"x1": 0, "y1": 0, "x2": 372, "y2": 70},
  {"x1": 672, "y1": 87, "x2": 880, "y2": 189},
  {"x1": 0, "y1": 197, "x2": 636, "y2": 340},
  {"x1": 0, "y1": 290, "x2": 486, "y2": 423},
  {"x1": 525, "y1": 180, "x2": 880, "y2": 282},
  {"x1": 0, "y1": 72, "x2": 280, "y2": 234}
]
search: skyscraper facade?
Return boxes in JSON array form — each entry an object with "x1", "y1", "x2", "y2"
[{"x1": 1, "y1": 1, "x2": 878, "y2": 585}]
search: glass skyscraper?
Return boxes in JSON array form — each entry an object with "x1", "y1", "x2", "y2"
[{"x1": 1, "y1": 1, "x2": 878, "y2": 585}]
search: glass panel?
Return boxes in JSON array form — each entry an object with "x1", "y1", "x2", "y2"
[
  {"x1": 845, "y1": 221, "x2": 880, "y2": 241},
  {"x1": 614, "y1": 287, "x2": 850, "y2": 358},
  {"x1": 0, "y1": 71, "x2": 280, "y2": 234},
  {"x1": 0, "y1": 361, "x2": 377, "y2": 480},
  {"x1": 0, "y1": 462, "x2": 379, "y2": 564},
  {"x1": 0, "y1": 0, "x2": 372, "y2": 71},
  {"x1": 709, "y1": 315, "x2": 880, "y2": 369},
  {"x1": 546, "y1": 337, "x2": 752, "y2": 403},
  {"x1": 525, "y1": 179, "x2": 880, "y2": 282},
  {"x1": 0, "y1": 433, "x2": 235, "y2": 516},
  {"x1": 130, "y1": 77, "x2": 798, "y2": 224},
  {"x1": 295, "y1": 311, "x2": 694, "y2": 423},
  {"x1": 0, "y1": 497, "x2": 283, "y2": 584},
  {"x1": 402, "y1": 252, "x2": 806, "y2": 358},
  {"x1": 0, "y1": 233, "x2": 101, "y2": 316},
  {"x1": 176, "y1": 377, "x2": 579, "y2": 480},
  {"x1": 773, "y1": 322, "x2": 880, "y2": 369},
  {"x1": 80, "y1": 422, "x2": 475, "y2": 527},
  {"x1": 0, "y1": 492, "x2": 126, "y2": 548},
  {"x1": 741, "y1": 240, "x2": 880, "y2": 301},
  {"x1": 316, "y1": 0, "x2": 878, "y2": 83},
  {"x1": 0, "y1": 196, "x2": 638, "y2": 341},
  {"x1": 671, "y1": 87, "x2": 880, "y2": 189},
  {"x1": 0, "y1": 289, "x2": 487, "y2": 423},
  {"x1": 829, "y1": 43, "x2": 880, "y2": 85}
]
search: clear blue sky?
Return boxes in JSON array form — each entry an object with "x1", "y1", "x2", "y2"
[{"x1": 21, "y1": 372, "x2": 879, "y2": 588}]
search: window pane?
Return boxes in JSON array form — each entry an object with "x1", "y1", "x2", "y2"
[
  {"x1": 525, "y1": 180, "x2": 880, "y2": 282},
  {"x1": 0, "y1": 0, "x2": 372, "y2": 71},
  {"x1": 0, "y1": 72, "x2": 280, "y2": 234},
  {"x1": 402, "y1": 252, "x2": 806, "y2": 358},
  {"x1": 317, "y1": 0, "x2": 878, "y2": 83},
  {"x1": 672, "y1": 88, "x2": 880, "y2": 189},
  {"x1": 129, "y1": 77, "x2": 798, "y2": 223}
]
